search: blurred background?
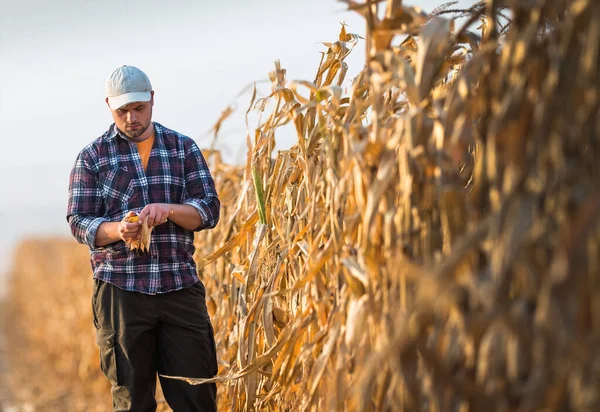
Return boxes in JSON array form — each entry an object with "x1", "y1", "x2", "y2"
[
  {"x1": 4, "y1": 1, "x2": 600, "y2": 410},
  {"x1": 0, "y1": 0, "x2": 471, "y2": 293}
]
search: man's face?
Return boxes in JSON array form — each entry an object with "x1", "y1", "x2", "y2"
[{"x1": 107, "y1": 92, "x2": 154, "y2": 141}]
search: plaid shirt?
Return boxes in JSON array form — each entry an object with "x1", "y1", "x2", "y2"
[{"x1": 67, "y1": 122, "x2": 220, "y2": 295}]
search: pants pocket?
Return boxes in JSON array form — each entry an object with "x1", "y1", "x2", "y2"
[
  {"x1": 96, "y1": 329, "x2": 120, "y2": 386},
  {"x1": 207, "y1": 319, "x2": 218, "y2": 377},
  {"x1": 91, "y1": 279, "x2": 101, "y2": 329}
]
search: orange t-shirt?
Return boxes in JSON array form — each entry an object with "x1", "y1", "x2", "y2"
[{"x1": 136, "y1": 134, "x2": 155, "y2": 171}]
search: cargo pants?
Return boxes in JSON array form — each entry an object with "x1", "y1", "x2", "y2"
[{"x1": 92, "y1": 279, "x2": 218, "y2": 411}]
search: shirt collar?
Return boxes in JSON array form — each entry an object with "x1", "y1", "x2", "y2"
[{"x1": 107, "y1": 123, "x2": 123, "y2": 140}]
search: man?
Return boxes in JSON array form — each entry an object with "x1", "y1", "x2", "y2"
[{"x1": 67, "y1": 65, "x2": 220, "y2": 411}]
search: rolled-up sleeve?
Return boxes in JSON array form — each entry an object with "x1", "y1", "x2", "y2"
[
  {"x1": 66, "y1": 151, "x2": 107, "y2": 248},
  {"x1": 182, "y1": 140, "x2": 220, "y2": 231}
]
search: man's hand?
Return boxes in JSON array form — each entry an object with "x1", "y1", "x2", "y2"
[
  {"x1": 119, "y1": 211, "x2": 142, "y2": 241},
  {"x1": 95, "y1": 211, "x2": 141, "y2": 247},
  {"x1": 138, "y1": 203, "x2": 173, "y2": 227}
]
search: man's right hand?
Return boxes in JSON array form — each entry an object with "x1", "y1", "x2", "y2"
[
  {"x1": 119, "y1": 211, "x2": 142, "y2": 242},
  {"x1": 94, "y1": 212, "x2": 141, "y2": 247}
]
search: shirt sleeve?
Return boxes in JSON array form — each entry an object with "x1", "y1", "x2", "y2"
[
  {"x1": 182, "y1": 140, "x2": 220, "y2": 231},
  {"x1": 66, "y1": 151, "x2": 107, "y2": 248}
]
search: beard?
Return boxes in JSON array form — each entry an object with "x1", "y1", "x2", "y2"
[{"x1": 122, "y1": 121, "x2": 151, "y2": 141}]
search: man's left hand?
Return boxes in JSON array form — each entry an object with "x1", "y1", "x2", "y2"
[{"x1": 138, "y1": 203, "x2": 173, "y2": 227}]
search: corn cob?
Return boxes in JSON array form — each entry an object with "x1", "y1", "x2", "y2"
[{"x1": 124, "y1": 212, "x2": 153, "y2": 252}]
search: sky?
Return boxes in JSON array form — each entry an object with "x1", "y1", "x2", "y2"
[{"x1": 0, "y1": 0, "x2": 475, "y2": 292}]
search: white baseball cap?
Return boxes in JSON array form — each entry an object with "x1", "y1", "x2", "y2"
[{"x1": 105, "y1": 65, "x2": 152, "y2": 109}]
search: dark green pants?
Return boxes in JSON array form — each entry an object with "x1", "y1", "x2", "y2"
[{"x1": 92, "y1": 279, "x2": 218, "y2": 412}]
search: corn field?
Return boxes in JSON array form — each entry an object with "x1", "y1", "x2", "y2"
[{"x1": 4, "y1": 0, "x2": 600, "y2": 411}]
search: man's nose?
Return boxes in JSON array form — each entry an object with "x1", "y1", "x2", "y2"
[{"x1": 126, "y1": 111, "x2": 136, "y2": 123}]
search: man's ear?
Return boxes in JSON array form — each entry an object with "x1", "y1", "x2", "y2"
[
  {"x1": 150, "y1": 91, "x2": 155, "y2": 106},
  {"x1": 105, "y1": 98, "x2": 111, "y2": 109}
]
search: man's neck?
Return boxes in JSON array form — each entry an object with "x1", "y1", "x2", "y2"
[{"x1": 138, "y1": 123, "x2": 155, "y2": 142}]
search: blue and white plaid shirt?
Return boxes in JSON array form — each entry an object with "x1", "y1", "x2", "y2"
[{"x1": 67, "y1": 122, "x2": 220, "y2": 294}]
